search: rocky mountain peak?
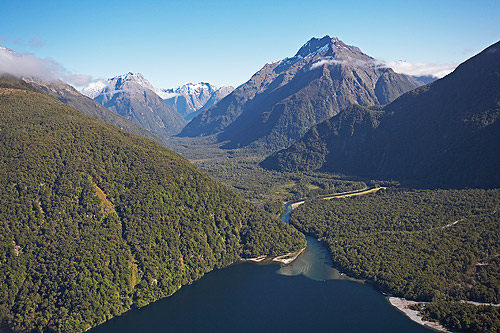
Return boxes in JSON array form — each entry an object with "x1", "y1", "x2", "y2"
[
  {"x1": 110, "y1": 72, "x2": 155, "y2": 91},
  {"x1": 181, "y1": 35, "x2": 423, "y2": 151},
  {"x1": 295, "y1": 35, "x2": 333, "y2": 58},
  {"x1": 161, "y1": 82, "x2": 234, "y2": 120}
]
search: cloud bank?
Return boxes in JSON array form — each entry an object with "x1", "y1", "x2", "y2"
[
  {"x1": 379, "y1": 60, "x2": 457, "y2": 78},
  {"x1": 0, "y1": 46, "x2": 92, "y2": 87},
  {"x1": 309, "y1": 55, "x2": 457, "y2": 79},
  {"x1": 310, "y1": 57, "x2": 376, "y2": 70}
]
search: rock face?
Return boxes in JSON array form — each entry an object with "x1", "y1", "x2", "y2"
[
  {"x1": 262, "y1": 40, "x2": 500, "y2": 189},
  {"x1": 160, "y1": 83, "x2": 233, "y2": 121},
  {"x1": 180, "y1": 36, "x2": 423, "y2": 152},
  {"x1": 88, "y1": 73, "x2": 187, "y2": 137}
]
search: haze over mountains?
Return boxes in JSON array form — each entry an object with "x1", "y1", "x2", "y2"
[
  {"x1": 262, "y1": 40, "x2": 500, "y2": 188},
  {"x1": 0, "y1": 46, "x2": 169, "y2": 144},
  {"x1": 180, "y1": 36, "x2": 424, "y2": 152}
]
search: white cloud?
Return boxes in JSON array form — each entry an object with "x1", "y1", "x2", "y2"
[
  {"x1": 0, "y1": 47, "x2": 92, "y2": 87},
  {"x1": 309, "y1": 54, "x2": 457, "y2": 79},
  {"x1": 378, "y1": 60, "x2": 457, "y2": 78},
  {"x1": 310, "y1": 57, "x2": 375, "y2": 70},
  {"x1": 310, "y1": 58, "x2": 344, "y2": 70},
  {"x1": 66, "y1": 74, "x2": 93, "y2": 86},
  {"x1": 0, "y1": 47, "x2": 61, "y2": 81}
]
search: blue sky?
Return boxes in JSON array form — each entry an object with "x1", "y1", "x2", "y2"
[{"x1": 1, "y1": 0, "x2": 499, "y2": 89}]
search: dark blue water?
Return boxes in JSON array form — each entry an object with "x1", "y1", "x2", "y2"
[{"x1": 92, "y1": 202, "x2": 429, "y2": 332}]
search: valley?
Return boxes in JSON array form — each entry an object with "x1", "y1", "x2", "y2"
[
  {"x1": 0, "y1": 16, "x2": 499, "y2": 332},
  {"x1": 166, "y1": 137, "x2": 500, "y2": 332}
]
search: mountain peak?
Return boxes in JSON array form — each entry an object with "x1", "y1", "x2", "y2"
[
  {"x1": 161, "y1": 82, "x2": 234, "y2": 120},
  {"x1": 113, "y1": 72, "x2": 146, "y2": 83},
  {"x1": 81, "y1": 73, "x2": 157, "y2": 98},
  {"x1": 181, "y1": 35, "x2": 422, "y2": 150},
  {"x1": 295, "y1": 35, "x2": 334, "y2": 58},
  {"x1": 108, "y1": 72, "x2": 159, "y2": 93},
  {"x1": 293, "y1": 35, "x2": 364, "y2": 61}
]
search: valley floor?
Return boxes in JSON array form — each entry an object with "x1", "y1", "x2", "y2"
[{"x1": 166, "y1": 136, "x2": 500, "y2": 333}]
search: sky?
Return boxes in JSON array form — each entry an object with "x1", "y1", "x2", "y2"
[{"x1": 1, "y1": 0, "x2": 499, "y2": 89}]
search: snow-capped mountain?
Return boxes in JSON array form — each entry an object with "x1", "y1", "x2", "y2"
[
  {"x1": 82, "y1": 75, "x2": 234, "y2": 121},
  {"x1": 81, "y1": 72, "x2": 164, "y2": 99},
  {"x1": 180, "y1": 35, "x2": 424, "y2": 152},
  {"x1": 80, "y1": 80, "x2": 108, "y2": 99},
  {"x1": 82, "y1": 72, "x2": 186, "y2": 137},
  {"x1": 160, "y1": 83, "x2": 234, "y2": 121}
]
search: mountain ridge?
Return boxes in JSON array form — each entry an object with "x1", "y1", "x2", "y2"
[
  {"x1": 261, "y1": 40, "x2": 500, "y2": 188},
  {"x1": 161, "y1": 82, "x2": 234, "y2": 121},
  {"x1": 180, "y1": 35, "x2": 423, "y2": 152},
  {"x1": 26, "y1": 78, "x2": 168, "y2": 145},
  {"x1": 90, "y1": 72, "x2": 187, "y2": 137}
]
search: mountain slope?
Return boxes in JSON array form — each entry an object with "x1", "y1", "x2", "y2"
[
  {"x1": 180, "y1": 36, "x2": 422, "y2": 152},
  {"x1": 27, "y1": 79, "x2": 167, "y2": 145},
  {"x1": 0, "y1": 78, "x2": 304, "y2": 332},
  {"x1": 262, "y1": 40, "x2": 500, "y2": 188},
  {"x1": 91, "y1": 73, "x2": 187, "y2": 137},
  {"x1": 161, "y1": 83, "x2": 233, "y2": 121},
  {"x1": 260, "y1": 104, "x2": 386, "y2": 173}
]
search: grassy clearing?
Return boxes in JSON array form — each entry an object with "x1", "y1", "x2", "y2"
[{"x1": 323, "y1": 187, "x2": 386, "y2": 199}]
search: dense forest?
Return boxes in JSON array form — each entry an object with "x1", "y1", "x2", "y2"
[
  {"x1": 0, "y1": 78, "x2": 305, "y2": 332},
  {"x1": 422, "y1": 301, "x2": 500, "y2": 332},
  {"x1": 28, "y1": 79, "x2": 168, "y2": 146},
  {"x1": 290, "y1": 188, "x2": 500, "y2": 331}
]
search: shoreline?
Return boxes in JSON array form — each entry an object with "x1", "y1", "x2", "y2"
[
  {"x1": 284, "y1": 198, "x2": 447, "y2": 332},
  {"x1": 387, "y1": 297, "x2": 449, "y2": 332},
  {"x1": 243, "y1": 255, "x2": 268, "y2": 262},
  {"x1": 241, "y1": 247, "x2": 307, "y2": 265},
  {"x1": 272, "y1": 247, "x2": 306, "y2": 264}
]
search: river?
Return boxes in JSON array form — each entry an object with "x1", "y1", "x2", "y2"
[{"x1": 91, "y1": 203, "x2": 430, "y2": 332}]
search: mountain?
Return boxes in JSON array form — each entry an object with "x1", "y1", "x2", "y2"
[
  {"x1": 1, "y1": 46, "x2": 166, "y2": 144},
  {"x1": 412, "y1": 75, "x2": 438, "y2": 84},
  {"x1": 0, "y1": 76, "x2": 305, "y2": 332},
  {"x1": 27, "y1": 79, "x2": 167, "y2": 145},
  {"x1": 262, "y1": 40, "x2": 500, "y2": 188},
  {"x1": 160, "y1": 83, "x2": 234, "y2": 121},
  {"x1": 80, "y1": 80, "x2": 108, "y2": 99},
  {"x1": 85, "y1": 73, "x2": 187, "y2": 137},
  {"x1": 180, "y1": 36, "x2": 423, "y2": 152}
]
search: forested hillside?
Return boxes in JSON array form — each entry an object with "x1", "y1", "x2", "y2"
[
  {"x1": 290, "y1": 188, "x2": 500, "y2": 331},
  {"x1": 0, "y1": 78, "x2": 305, "y2": 332},
  {"x1": 28, "y1": 79, "x2": 167, "y2": 145}
]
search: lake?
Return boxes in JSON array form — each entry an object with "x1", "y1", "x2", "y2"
[{"x1": 92, "y1": 203, "x2": 430, "y2": 332}]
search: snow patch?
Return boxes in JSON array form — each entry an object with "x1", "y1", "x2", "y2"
[{"x1": 80, "y1": 80, "x2": 107, "y2": 98}]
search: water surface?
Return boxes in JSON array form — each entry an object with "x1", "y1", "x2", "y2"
[{"x1": 92, "y1": 202, "x2": 429, "y2": 332}]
